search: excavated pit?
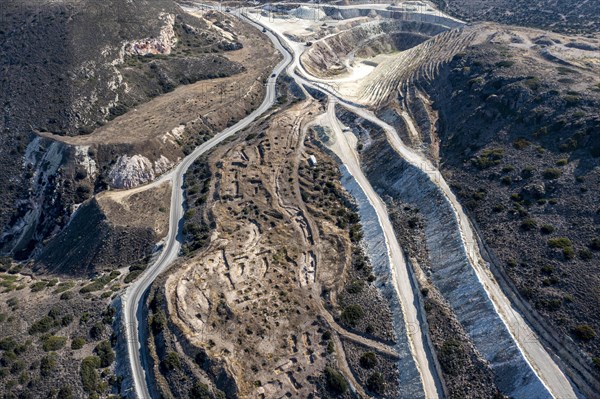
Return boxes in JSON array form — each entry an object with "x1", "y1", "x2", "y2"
[{"x1": 301, "y1": 19, "x2": 451, "y2": 78}]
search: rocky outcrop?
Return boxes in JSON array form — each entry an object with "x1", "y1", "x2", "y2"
[
  {"x1": 123, "y1": 13, "x2": 178, "y2": 57},
  {"x1": 0, "y1": 137, "x2": 76, "y2": 259},
  {"x1": 108, "y1": 154, "x2": 175, "y2": 189}
]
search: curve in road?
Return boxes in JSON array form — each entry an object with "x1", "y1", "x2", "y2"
[
  {"x1": 124, "y1": 4, "x2": 580, "y2": 399},
  {"x1": 247, "y1": 6, "x2": 580, "y2": 399},
  {"x1": 122, "y1": 11, "x2": 292, "y2": 398}
]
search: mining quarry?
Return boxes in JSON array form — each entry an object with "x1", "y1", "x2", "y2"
[{"x1": 0, "y1": 1, "x2": 598, "y2": 398}]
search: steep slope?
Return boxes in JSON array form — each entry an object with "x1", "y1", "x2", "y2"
[
  {"x1": 0, "y1": 1, "x2": 277, "y2": 263},
  {"x1": 369, "y1": 22, "x2": 600, "y2": 396},
  {"x1": 37, "y1": 182, "x2": 171, "y2": 276}
]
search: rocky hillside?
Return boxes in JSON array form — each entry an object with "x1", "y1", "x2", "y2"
[
  {"x1": 0, "y1": 0, "x2": 254, "y2": 263},
  {"x1": 432, "y1": 0, "x2": 600, "y2": 34},
  {"x1": 37, "y1": 182, "x2": 171, "y2": 276},
  {"x1": 377, "y1": 22, "x2": 600, "y2": 392}
]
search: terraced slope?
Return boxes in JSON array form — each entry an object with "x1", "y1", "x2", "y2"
[
  {"x1": 301, "y1": 20, "x2": 449, "y2": 77},
  {"x1": 146, "y1": 96, "x2": 407, "y2": 398},
  {"x1": 358, "y1": 27, "x2": 474, "y2": 106}
]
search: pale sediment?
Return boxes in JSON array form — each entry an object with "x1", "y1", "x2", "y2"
[{"x1": 339, "y1": 165, "x2": 426, "y2": 399}]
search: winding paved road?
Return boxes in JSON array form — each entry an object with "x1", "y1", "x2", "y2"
[
  {"x1": 124, "y1": 4, "x2": 580, "y2": 399},
  {"x1": 122, "y1": 14, "x2": 292, "y2": 398}
]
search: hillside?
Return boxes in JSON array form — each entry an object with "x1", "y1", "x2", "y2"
[
  {"x1": 431, "y1": 0, "x2": 600, "y2": 34},
  {"x1": 0, "y1": 0, "x2": 276, "y2": 263},
  {"x1": 369, "y1": 22, "x2": 600, "y2": 392}
]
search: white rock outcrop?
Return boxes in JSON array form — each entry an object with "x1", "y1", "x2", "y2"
[
  {"x1": 108, "y1": 154, "x2": 174, "y2": 189},
  {"x1": 75, "y1": 145, "x2": 98, "y2": 179},
  {"x1": 123, "y1": 13, "x2": 178, "y2": 56}
]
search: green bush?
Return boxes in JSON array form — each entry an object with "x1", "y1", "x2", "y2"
[
  {"x1": 513, "y1": 137, "x2": 530, "y2": 149},
  {"x1": 496, "y1": 60, "x2": 515, "y2": 68},
  {"x1": 346, "y1": 280, "x2": 364, "y2": 294},
  {"x1": 472, "y1": 148, "x2": 504, "y2": 169},
  {"x1": 539, "y1": 298, "x2": 561, "y2": 310},
  {"x1": 523, "y1": 76, "x2": 540, "y2": 90},
  {"x1": 80, "y1": 272, "x2": 119, "y2": 294},
  {"x1": 94, "y1": 341, "x2": 115, "y2": 368},
  {"x1": 541, "y1": 265, "x2": 555, "y2": 275},
  {"x1": 61, "y1": 315, "x2": 74, "y2": 327},
  {"x1": 439, "y1": 339, "x2": 465, "y2": 375},
  {"x1": 48, "y1": 306, "x2": 62, "y2": 319},
  {"x1": 161, "y1": 352, "x2": 181, "y2": 372},
  {"x1": 564, "y1": 95, "x2": 580, "y2": 106},
  {"x1": 540, "y1": 224, "x2": 555, "y2": 235},
  {"x1": 60, "y1": 291, "x2": 74, "y2": 300},
  {"x1": 30, "y1": 281, "x2": 48, "y2": 293},
  {"x1": 124, "y1": 270, "x2": 143, "y2": 284},
  {"x1": 54, "y1": 282, "x2": 75, "y2": 294},
  {"x1": 579, "y1": 249, "x2": 593, "y2": 261},
  {"x1": 18, "y1": 370, "x2": 28, "y2": 384},
  {"x1": 89, "y1": 323, "x2": 104, "y2": 340},
  {"x1": 10, "y1": 359, "x2": 26, "y2": 374},
  {"x1": 151, "y1": 311, "x2": 167, "y2": 334},
  {"x1": 57, "y1": 386, "x2": 75, "y2": 399},
  {"x1": 71, "y1": 337, "x2": 86, "y2": 350},
  {"x1": 0, "y1": 338, "x2": 17, "y2": 351},
  {"x1": 190, "y1": 382, "x2": 212, "y2": 398},
  {"x1": 359, "y1": 352, "x2": 378, "y2": 369},
  {"x1": 548, "y1": 237, "x2": 574, "y2": 260},
  {"x1": 327, "y1": 341, "x2": 335, "y2": 354},
  {"x1": 548, "y1": 237, "x2": 572, "y2": 250},
  {"x1": 324, "y1": 367, "x2": 348, "y2": 394},
  {"x1": 520, "y1": 218, "x2": 537, "y2": 231},
  {"x1": 40, "y1": 353, "x2": 57, "y2": 377},
  {"x1": 469, "y1": 77, "x2": 484, "y2": 86},
  {"x1": 542, "y1": 168, "x2": 562, "y2": 180},
  {"x1": 572, "y1": 325, "x2": 596, "y2": 341},
  {"x1": 349, "y1": 224, "x2": 363, "y2": 243},
  {"x1": 42, "y1": 336, "x2": 67, "y2": 352},
  {"x1": 341, "y1": 305, "x2": 364, "y2": 327},
  {"x1": 366, "y1": 372, "x2": 386, "y2": 394},
  {"x1": 563, "y1": 247, "x2": 575, "y2": 260},
  {"x1": 80, "y1": 356, "x2": 101, "y2": 393},
  {"x1": 28, "y1": 316, "x2": 55, "y2": 335},
  {"x1": 6, "y1": 297, "x2": 19, "y2": 310},
  {"x1": 589, "y1": 237, "x2": 600, "y2": 251},
  {"x1": 521, "y1": 166, "x2": 535, "y2": 178}
]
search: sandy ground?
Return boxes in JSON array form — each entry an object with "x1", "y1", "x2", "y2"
[
  {"x1": 97, "y1": 181, "x2": 172, "y2": 237},
  {"x1": 161, "y1": 99, "x2": 407, "y2": 398}
]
